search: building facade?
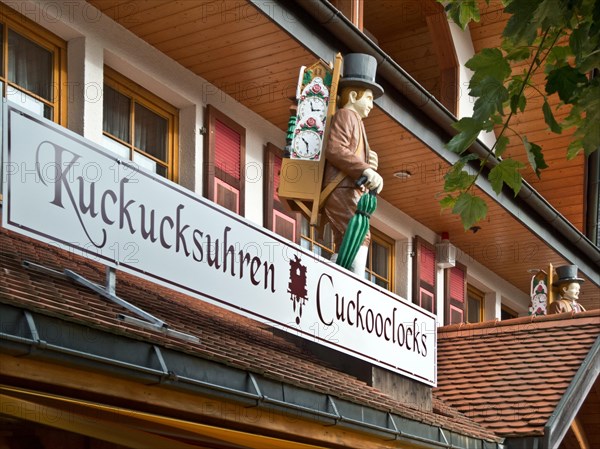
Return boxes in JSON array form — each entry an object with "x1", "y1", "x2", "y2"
[{"x1": 0, "y1": 0, "x2": 598, "y2": 448}]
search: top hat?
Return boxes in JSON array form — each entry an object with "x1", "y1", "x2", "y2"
[
  {"x1": 552, "y1": 265, "x2": 585, "y2": 286},
  {"x1": 339, "y1": 53, "x2": 384, "y2": 99}
]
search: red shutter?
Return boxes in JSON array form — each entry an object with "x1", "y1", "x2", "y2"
[
  {"x1": 215, "y1": 119, "x2": 241, "y2": 180},
  {"x1": 450, "y1": 267, "x2": 465, "y2": 302},
  {"x1": 273, "y1": 155, "x2": 282, "y2": 202},
  {"x1": 264, "y1": 144, "x2": 298, "y2": 243},
  {"x1": 214, "y1": 178, "x2": 239, "y2": 214},
  {"x1": 413, "y1": 237, "x2": 436, "y2": 314},
  {"x1": 420, "y1": 245, "x2": 435, "y2": 286},
  {"x1": 273, "y1": 210, "x2": 296, "y2": 241},
  {"x1": 445, "y1": 263, "x2": 466, "y2": 325}
]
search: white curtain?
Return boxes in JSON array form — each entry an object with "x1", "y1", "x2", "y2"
[
  {"x1": 8, "y1": 30, "x2": 52, "y2": 101},
  {"x1": 134, "y1": 103, "x2": 167, "y2": 162},
  {"x1": 103, "y1": 84, "x2": 130, "y2": 143}
]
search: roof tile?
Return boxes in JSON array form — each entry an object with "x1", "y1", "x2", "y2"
[{"x1": 435, "y1": 308, "x2": 600, "y2": 438}]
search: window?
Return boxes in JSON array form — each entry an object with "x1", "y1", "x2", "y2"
[
  {"x1": 365, "y1": 229, "x2": 394, "y2": 291},
  {"x1": 204, "y1": 105, "x2": 245, "y2": 215},
  {"x1": 300, "y1": 217, "x2": 335, "y2": 260},
  {"x1": 0, "y1": 9, "x2": 67, "y2": 124},
  {"x1": 264, "y1": 143, "x2": 299, "y2": 242},
  {"x1": 103, "y1": 67, "x2": 179, "y2": 181},
  {"x1": 413, "y1": 236, "x2": 436, "y2": 313},
  {"x1": 445, "y1": 263, "x2": 467, "y2": 325},
  {"x1": 467, "y1": 284, "x2": 484, "y2": 323},
  {"x1": 501, "y1": 304, "x2": 518, "y2": 320}
]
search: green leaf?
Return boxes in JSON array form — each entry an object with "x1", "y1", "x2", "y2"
[
  {"x1": 495, "y1": 135, "x2": 510, "y2": 157},
  {"x1": 439, "y1": 194, "x2": 457, "y2": 210},
  {"x1": 531, "y1": 0, "x2": 567, "y2": 29},
  {"x1": 471, "y1": 77, "x2": 509, "y2": 120},
  {"x1": 443, "y1": 0, "x2": 481, "y2": 29},
  {"x1": 546, "y1": 46, "x2": 572, "y2": 69},
  {"x1": 509, "y1": 93, "x2": 527, "y2": 113},
  {"x1": 542, "y1": 100, "x2": 562, "y2": 133},
  {"x1": 452, "y1": 192, "x2": 488, "y2": 230},
  {"x1": 569, "y1": 83, "x2": 600, "y2": 155},
  {"x1": 504, "y1": 45, "x2": 532, "y2": 62},
  {"x1": 570, "y1": 22, "x2": 595, "y2": 65},
  {"x1": 523, "y1": 136, "x2": 549, "y2": 178},
  {"x1": 444, "y1": 165, "x2": 476, "y2": 192},
  {"x1": 567, "y1": 139, "x2": 583, "y2": 159},
  {"x1": 488, "y1": 158, "x2": 525, "y2": 195},
  {"x1": 446, "y1": 117, "x2": 483, "y2": 154},
  {"x1": 579, "y1": 51, "x2": 600, "y2": 73},
  {"x1": 466, "y1": 48, "x2": 512, "y2": 89},
  {"x1": 504, "y1": 0, "x2": 544, "y2": 45},
  {"x1": 546, "y1": 66, "x2": 588, "y2": 103}
]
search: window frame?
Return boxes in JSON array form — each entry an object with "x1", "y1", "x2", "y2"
[
  {"x1": 366, "y1": 228, "x2": 394, "y2": 291},
  {"x1": 466, "y1": 283, "x2": 484, "y2": 324},
  {"x1": 300, "y1": 216, "x2": 336, "y2": 260},
  {"x1": 103, "y1": 67, "x2": 179, "y2": 182},
  {"x1": 501, "y1": 304, "x2": 518, "y2": 320},
  {"x1": 204, "y1": 104, "x2": 246, "y2": 216},
  {"x1": 264, "y1": 143, "x2": 300, "y2": 243},
  {"x1": 0, "y1": 7, "x2": 67, "y2": 125}
]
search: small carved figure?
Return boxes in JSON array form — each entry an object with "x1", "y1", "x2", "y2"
[
  {"x1": 548, "y1": 265, "x2": 586, "y2": 314},
  {"x1": 322, "y1": 53, "x2": 384, "y2": 275}
]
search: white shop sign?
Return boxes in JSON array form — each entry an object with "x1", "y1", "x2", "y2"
[{"x1": 2, "y1": 101, "x2": 436, "y2": 386}]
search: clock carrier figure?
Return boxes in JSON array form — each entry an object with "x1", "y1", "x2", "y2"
[
  {"x1": 278, "y1": 53, "x2": 385, "y2": 275},
  {"x1": 322, "y1": 53, "x2": 384, "y2": 275}
]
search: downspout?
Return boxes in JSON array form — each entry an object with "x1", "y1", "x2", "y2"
[
  {"x1": 586, "y1": 149, "x2": 599, "y2": 245},
  {"x1": 290, "y1": 0, "x2": 600, "y2": 280}
]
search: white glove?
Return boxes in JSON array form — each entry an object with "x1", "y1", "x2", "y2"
[
  {"x1": 361, "y1": 168, "x2": 383, "y2": 194},
  {"x1": 368, "y1": 151, "x2": 379, "y2": 170}
]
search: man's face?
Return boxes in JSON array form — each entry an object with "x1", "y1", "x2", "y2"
[
  {"x1": 562, "y1": 282, "x2": 581, "y2": 301},
  {"x1": 353, "y1": 89, "x2": 374, "y2": 118}
]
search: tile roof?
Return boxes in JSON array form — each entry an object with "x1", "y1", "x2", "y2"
[
  {"x1": 435, "y1": 312, "x2": 600, "y2": 437},
  {"x1": 0, "y1": 226, "x2": 500, "y2": 443}
]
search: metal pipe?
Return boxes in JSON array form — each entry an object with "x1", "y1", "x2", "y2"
[{"x1": 586, "y1": 143, "x2": 599, "y2": 245}]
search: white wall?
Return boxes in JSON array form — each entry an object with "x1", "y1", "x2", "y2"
[{"x1": 448, "y1": 21, "x2": 497, "y2": 150}]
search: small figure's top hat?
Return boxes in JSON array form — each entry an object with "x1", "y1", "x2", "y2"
[
  {"x1": 339, "y1": 53, "x2": 384, "y2": 99},
  {"x1": 552, "y1": 265, "x2": 585, "y2": 286}
]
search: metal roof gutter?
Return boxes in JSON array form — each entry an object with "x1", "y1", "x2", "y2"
[
  {"x1": 253, "y1": 0, "x2": 600, "y2": 284},
  {"x1": 543, "y1": 335, "x2": 600, "y2": 449},
  {"x1": 0, "y1": 301, "x2": 504, "y2": 449}
]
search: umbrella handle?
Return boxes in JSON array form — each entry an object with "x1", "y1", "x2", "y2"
[{"x1": 355, "y1": 176, "x2": 378, "y2": 196}]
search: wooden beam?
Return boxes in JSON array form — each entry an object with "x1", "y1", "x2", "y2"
[
  {"x1": 0, "y1": 393, "x2": 200, "y2": 449},
  {"x1": 330, "y1": 0, "x2": 364, "y2": 30},
  {"x1": 571, "y1": 416, "x2": 591, "y2": 449},
  {"x1": 0, "y1": 386, "x2": 326, "y2": 449}
]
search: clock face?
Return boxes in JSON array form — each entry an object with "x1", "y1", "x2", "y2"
[
  {"x1": 298, "y1": 97, "x2": 327, "y2": 122},
  {"x1": 293, "y1": 129, "x2": 322, "y2": 159}
]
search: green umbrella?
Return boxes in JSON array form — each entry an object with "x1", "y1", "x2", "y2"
[{"x1": 336, "y1": 182, "x2": 377, "y2": 270}]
